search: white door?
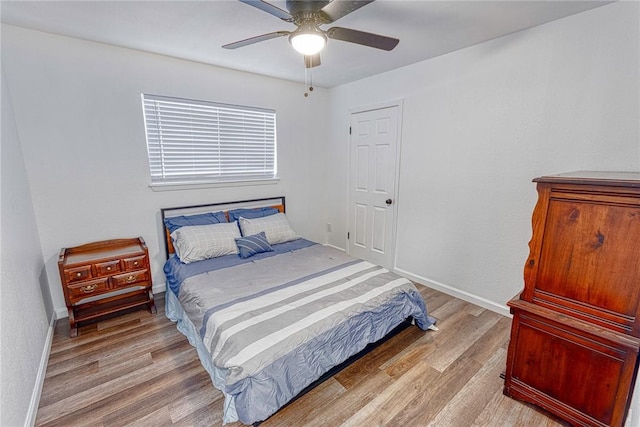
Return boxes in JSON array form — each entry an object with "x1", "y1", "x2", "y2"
[{"x1": 348, "y1": 105, "x2": 400, "y2": 269}]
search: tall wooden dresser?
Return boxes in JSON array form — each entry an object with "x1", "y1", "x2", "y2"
[{"x1": 504, "y1": 171, "x2": 640, "y2": 427}]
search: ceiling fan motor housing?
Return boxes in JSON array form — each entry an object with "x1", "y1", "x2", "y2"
[{"x1": 286, "y1": 0, "x2": 331, "y2": 16}]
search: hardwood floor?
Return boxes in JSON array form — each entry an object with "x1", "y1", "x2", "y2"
[{"x1": 36, "y1": 286, "x2": 569, "y2": 426}]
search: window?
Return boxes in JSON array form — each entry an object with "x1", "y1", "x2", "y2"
[{"x1": 141, "y1": 94, "x2": 277, "y2": 186}]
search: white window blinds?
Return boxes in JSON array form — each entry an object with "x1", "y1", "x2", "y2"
[{"x1": 142, "y1": 94, "x2": 277, "y2": 184}]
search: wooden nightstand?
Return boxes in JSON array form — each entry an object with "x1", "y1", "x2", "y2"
[{"x1": 58, "y1": 237, "x2": 156, "y2": 337}]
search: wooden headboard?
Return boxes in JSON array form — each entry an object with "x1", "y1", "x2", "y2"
[{"x1": 160, "y1": 197, "x2": 286, "y2": 259}]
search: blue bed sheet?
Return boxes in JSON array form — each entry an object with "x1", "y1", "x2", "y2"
[{"x1": 164, "y1": 238, "x2": 316, "y2": 295}]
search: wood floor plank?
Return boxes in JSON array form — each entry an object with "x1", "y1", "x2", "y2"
[
  {"x1": 472, "y1": 387, "x2": 531, "y2": 426},
  {"x1": 39, "y1": 352, "x2": 152, "y2": 407},
  {"x1": 42, "y1": 338, "x2": 191, "y2": 405},
  {"x1": 427, "y1": 309, "x2": 502, "y2": 372},
  {"x1": 340, "y1": 360, "x2": 441, "y2": 427},
  {"x1": 48, "y1": 309, "x2": 163, "y2": 355},
  {"x1": 307, "y1": 371, "x2": 393, "y2": 426},
  {"x1": 462, "y1": 316, "x2": 511, "y2": 365},
  {"x1": 172, "y1": 402, "x2": 227, "y2": 427},
  {"x1": 382, "y1": 338, "x2": 436, "y2": 380},
  {"x1": 385, "y1": 352, "x2": 485, "y2": 426},
  {"x1": 429, "y1": 296, "x2": 469, "y2": 320},
  {"x1": 472, "y1": 380, "x2": 571, "y2": 427},
  {"x1": 124, "y1": 406, "x2": 173, "y2": 427},
  {"x1": 46, "y1": 321, "x2": 179, "y2": 369},
  {"x1": 378, "y1": 308, "x2": 469, "y2": 375},
  {"x1": 36, "y1": 347, "x2": 198, "y2": 425},
  {"x1": 417, "y1": 285, "x2": 453, "y2": 312},
  {"x1": 463, "y1": 300, "x2": 488, "y2": 317},
  {"x1": 40, "y1": 360, "x2": 205, "y2": 427},
  {"x1": 333, "y1": 323, "x2": 428, "y2": 389},
  {"x1": 262, "y1": 378, "x2": 347, "y2": 426},
  {"x1": 426, "y1": 347, "x2": 507, "y2": 426},
  {"x1": 101, "y1": 367, "x2": 213, "y2": 427},
  {"x1": 168, "y1": 380, "x2": 223, "y2": 424},
  {"x1": 36, "y1": 288, "x2": 567, "y2": 426}
]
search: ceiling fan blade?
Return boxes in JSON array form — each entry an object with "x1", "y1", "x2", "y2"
[
  {"x1": 326, "y1": 27, "x2": 399, "y2": 51},
  {"x1": 239, "y1": 0, "x2": 292, "y2": 21},
  {"x1": 223, "y1": 31, "x2": 290, "y2": 49},
  {"x1": 304, "y1": 54, "x2": 321, "y2": 68},
  {"x1": 319, "y1": 0, "x2": 375, "y2": 23}
]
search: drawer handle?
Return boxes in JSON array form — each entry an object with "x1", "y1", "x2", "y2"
[
  {"x1": 107, "y1": 266, "x2": 112, "y2": 271},
  {"x1": 81, "y1": 284, "x2": 98, "y2": 293},
  {"x1": 126, "y1": 275, "x2": 136, "y2": 283},
  {"x1": 76, "y1": 272, "x2": 82, "y2": 277},
  {"x1": 133, "y1": 261, "x2": 139, "y2": 266}
]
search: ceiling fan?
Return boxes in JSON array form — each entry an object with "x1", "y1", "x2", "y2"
[{"x1": 223, "y1": 0, "x2": 399, "y2": 68}]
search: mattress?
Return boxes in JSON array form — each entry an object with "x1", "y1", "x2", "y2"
[{"x1": 165, "y1": 240, "x2": 435, "y2": 424}]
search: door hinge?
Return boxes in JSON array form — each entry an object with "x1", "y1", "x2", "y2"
[
  {"x1": 349, "y1": 126, "x2": 352, "y2": 135},
  {"x1": 347, "y1": 232, "x2": 350, "y2": 240}
]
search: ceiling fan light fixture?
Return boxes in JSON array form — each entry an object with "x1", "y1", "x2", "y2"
[{"x1": 289, "y1": 27, "x2": 327, "y2": 55}]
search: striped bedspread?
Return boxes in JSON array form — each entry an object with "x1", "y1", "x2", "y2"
[{"x1": 176, "y1": 243, "x2": 434, "y2": 424}]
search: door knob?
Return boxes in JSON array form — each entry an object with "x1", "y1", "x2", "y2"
[{"x1": 386, "y1": 199, "x2": 393, "y2": 205}]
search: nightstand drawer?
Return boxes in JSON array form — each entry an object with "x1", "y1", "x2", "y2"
[
  {"x1": 123, "y1": 255, "x2": 146, "y2": 271},
  {"x1": 111, "y1": 270, "x2": 149, "y2": 288},
  {"x1": 95, "y1": 259, "x2": 122, "y2": 276},
  {"x1": 68, "y1": 278, "x2": 109, "y2": 301},
  {"x1": 65, "y1": 265, "x2": 92, "y2": 283}
]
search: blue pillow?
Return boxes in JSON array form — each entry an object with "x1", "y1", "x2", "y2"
[
  {"x1": 164, "y1": 211, "x2": 228, "y2": 233},
  {"x1": 235, "y1": 232, "x2": 273, "y2": 259},
  {"x1": 228, "y1": 207, "x2": 279, "y2": 222}
]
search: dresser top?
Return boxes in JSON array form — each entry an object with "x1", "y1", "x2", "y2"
[
  {"x1": 534, "y1": 171, "x2": 640, "y2": 187},
  {"x1": 59, "y1": 237, "x2": 146, "y2": 266}
]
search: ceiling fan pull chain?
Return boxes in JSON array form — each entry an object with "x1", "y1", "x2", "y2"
[
  {"x1": 304, "y1": 66, "x2": 309, "y2": 97},
  {"x1": 304, "y1": 66, "x2": 314, "y2": 97}
]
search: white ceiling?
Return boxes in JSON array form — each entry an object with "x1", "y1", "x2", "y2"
[{"x1": 0, "y1": 0, "x2": 611, "y2": 88}]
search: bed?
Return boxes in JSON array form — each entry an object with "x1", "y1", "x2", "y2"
[{"x1": 161, "y1": 197, "x2": 436, "y2": 425}]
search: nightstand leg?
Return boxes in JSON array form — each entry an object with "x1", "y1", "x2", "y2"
[
  {"x1": 68, "y1": 308, "x2": 78, "y2": 338},
  {"x1": 148, "y1": 290, "x2": 157, "y2": 314}
]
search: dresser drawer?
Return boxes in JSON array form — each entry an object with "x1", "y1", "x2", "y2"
[
  {"x1": 67, "y1": 278, "x2": 109, "y2": 301},
  {"x1": 95, "y1": 259, "x2": 122, "y2": 276},
  {"x1": 65, "y1": 265, "x2": 92, "y2": 283},
  {"x1": 111, "y1": 270, "x2": 149, "y2": 288},
  {"x1": 123, "y1": 255, "x2": 146, "y2": 271}
]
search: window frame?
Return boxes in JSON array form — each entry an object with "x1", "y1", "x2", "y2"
[{"x1": 141, "y1": 94, "x2": 278, "y2": 190}]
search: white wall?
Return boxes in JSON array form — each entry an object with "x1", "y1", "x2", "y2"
[
  {"x1": 1, "y1": 2, "x2": 639, "y2": 425},
  {"x1": 1, "y1": 66, "x2": 53, "y2": 426},
  {"x1": 325, "y1": 1, "x2": 640, "y2": 313},
  {"x1": 1, "y1": 24, "x2": 329, "y2": 318}
]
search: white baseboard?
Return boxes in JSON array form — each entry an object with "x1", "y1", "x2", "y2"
[
  {"x1": 153, "y1": 282, "x2": 166, "y2": 295},
  {"x1": 393, "y1": 267, "x2": 511, "y2": 318},
  {"x1": 25, "y1": 312, "x2": 56, "y2": 427},
  {"x1": 323, "y1": 244, "x2": 346, "y2": 252}
]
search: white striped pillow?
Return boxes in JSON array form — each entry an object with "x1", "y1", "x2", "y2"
[
  {"x1": 238, "y1": 213, "x2": 300, "y2": 245},
  {"x1": 171, "y1": 222, "x2": 240, "y2": 263}
]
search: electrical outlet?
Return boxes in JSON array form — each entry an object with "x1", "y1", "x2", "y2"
[{"x1": 326, "y1": 223, "x2": 332, "y2": 232}]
